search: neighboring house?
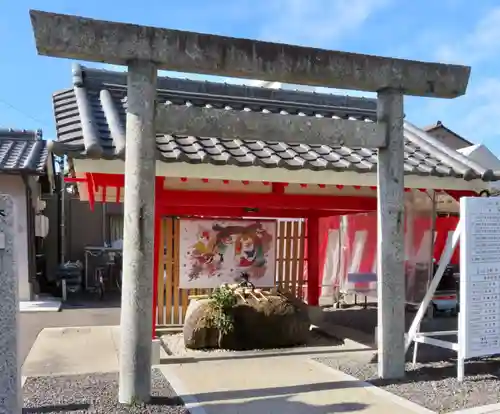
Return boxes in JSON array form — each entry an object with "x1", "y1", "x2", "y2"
[
  {"x1": 424, "y1": 121, "x2": 500, "y2": 194},
  {"x1": 458, "y1": 144, "x2": 500, "y2": 194},
  {"x1": 0, "y1": 129, "x2": 55, "y2": 301},
  {"x1": 424, "y1": 120, "x2": 473, "y2": 150}
]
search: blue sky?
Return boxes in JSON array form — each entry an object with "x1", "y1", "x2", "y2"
[{"x1": 2, "y1": 0, "x2": 500, "y2": 152}]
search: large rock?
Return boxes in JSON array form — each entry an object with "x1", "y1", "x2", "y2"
[
  {"x1": 183, "y1": 299, "x2": 220, "y2": 349},
  {"x1": 183, "y1": 292, "x2": 310, "y2": 350}
]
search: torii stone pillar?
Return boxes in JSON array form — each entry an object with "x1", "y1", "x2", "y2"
[
  {"x1": 0, "y1": 195, "x2": 21, "y2": 412},
  {"x1": 119, "y1": 60, "x2": 157, "y2": 403},
  {"x1": 376, "y1": 89, "x2": 405, "y2": 376},
  {"x1": 29, "y1": 9, "x2": 471, "y2": 399}
]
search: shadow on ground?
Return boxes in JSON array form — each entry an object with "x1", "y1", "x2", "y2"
[
  {"x1": 23, "y1": 403, "x2": 90, "y2": 413},
  {"x1": 322, "y1": 305, "x2": 457, "y2": 336},
  {"x1": 61, "y1": 291, "x2": 121, "y2": 309},
  {"x1": 197, "y1": 397, "x2": 368, "y2": 413},
  {"x1": 182, "y1": 380, "x2": 369, "y2": 403},
  {"x1": 180, "y1": 381, "x2": 370, "y2": 413},
  {"x1": 322, "y1": 305, "x2": 459, "y2": 363}
]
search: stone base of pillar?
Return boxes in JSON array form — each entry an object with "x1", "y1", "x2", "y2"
[
  {"x1": 151, "y1": 338, "x2": 161, "y2": 366},
  {"x1": 307, "y1": 305, "x2": 325, "y2": 328}
]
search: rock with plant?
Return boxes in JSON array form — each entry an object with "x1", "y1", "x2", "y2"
[{"x1": 183, "y1": 281, "x2": 310, "y2": 350}]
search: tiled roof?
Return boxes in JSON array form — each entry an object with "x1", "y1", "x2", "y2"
[
  {"x1": 0, "y1": 129, "x2": 50, "y2": 174},
  {"x1": 50, "y1": 64, "x2": 499, "y2": 182}
]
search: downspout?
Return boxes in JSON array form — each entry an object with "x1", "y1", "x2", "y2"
[
  {"x1": 58, "y1": 156, "x2": 66, "y2": 264},
  {"x1": 103, "y1": 203, "x2": 108, "y2": 245},
  {"x1": 22, "y1": 174, "x2": 36, "y2": 300}
]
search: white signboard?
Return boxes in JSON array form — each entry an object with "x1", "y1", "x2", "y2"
[
  {"x1": 178, "y1": 218, "x2": 277, "y2": 289},
  {"x1": 460, "y1": 197, "x2": 500, "y2": 359}
]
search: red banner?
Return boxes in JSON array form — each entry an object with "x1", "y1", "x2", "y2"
[{"x1": 318, "y1": 214, "x2": 460, "y2": 298}]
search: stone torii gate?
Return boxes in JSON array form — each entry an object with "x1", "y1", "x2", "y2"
[{"x1": 30, "y1": 10, "x2": 470, "y2": 404}]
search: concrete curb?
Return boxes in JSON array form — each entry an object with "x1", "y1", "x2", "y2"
[
  {"x1": 308, "y1": 359, "x2": 436, "y2": 414},
  {"x1": 158, "y1": 365, "x2": 207, "y2": 414},
  {"x1": 159, "y1": 322, "x2": 373, "y2": 364},
  {"x1": 20, "y1": 299, "x2": 62, "y2": 313},
  {"x1": 163, "y1": 341, "x2": 360, "y2": 361},
  {"x1": 451, "y1": 403, "x2": 500, "y2": 414},
  {"x1": 151, "y1": 338, "x2": 161, "y2": 365},
  {"x1": 329, "y1": 324, "x2": 375, "y2": 349},
  {"x1": 159, "y1": 342, "x2": 369, "y2": 363}
]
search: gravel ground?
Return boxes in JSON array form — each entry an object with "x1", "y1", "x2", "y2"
[
  {"x1": 315, "y1": 354, "x2": 500, "y2": 413},
  {"x1": 23, "y1": 368, "x2": 189, "y2": 414},
  {"x1": 322, "y1": 305, "x2": 461, "y2": 363},
  {"x1": 163, "y1": 327, "x2": 343, "y2": 357},
  {"x1": 316, "y1": 306, "x2": 500, "y2": 413}
]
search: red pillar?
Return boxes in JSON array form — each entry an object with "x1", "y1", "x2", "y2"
[
  {"x1": 307, "y1": 216, "x2": 320, "y2": 306},
  {"x1": 152, "y1": 209, "x2": 161, "y2": 339},
  {"x1": 151, "y1": 178, "x2": 164, "y2": 339}
]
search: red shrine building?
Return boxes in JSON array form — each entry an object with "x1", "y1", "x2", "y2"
[{"x1": 51, "y1": 64, "x2": 498, "y2": 335}]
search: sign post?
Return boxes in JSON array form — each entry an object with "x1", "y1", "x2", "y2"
[
  {"x1": 458, "y1": 197, "x2": 500, "y2": 381},
  {"x1": 407, "y1": 196, "x2": 500, "y2": 382},
  {"x1": 0, "y1": 194, "x2": 20, "y2": 412}
]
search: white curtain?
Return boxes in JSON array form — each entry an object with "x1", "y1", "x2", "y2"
[{"x1": 108, "y1": 215, "x2": 124, "y2": 243}]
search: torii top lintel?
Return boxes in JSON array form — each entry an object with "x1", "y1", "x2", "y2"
[{"x1": 30, "y1": 10, "x2": 470, "y2": 99}]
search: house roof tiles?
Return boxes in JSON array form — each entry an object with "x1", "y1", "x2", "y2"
[{"x1": 0, "y1": 129, "x2": 49, "y2": 174}]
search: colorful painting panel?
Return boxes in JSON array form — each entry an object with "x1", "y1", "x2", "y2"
[{"x1": 179, "y1": 219, "x2": 277, "y2": 288}]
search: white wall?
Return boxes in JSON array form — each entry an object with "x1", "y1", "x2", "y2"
[{"x1": 0, "y1": 175, "x2": 31, "y2": 301}]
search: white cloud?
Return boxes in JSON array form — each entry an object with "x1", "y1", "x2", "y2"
[
  {"x1": 408, "y1": 75, "x2": 500, "y2": 147},
  {"x1": 87, "y1": 63, "x2": 126, "y2": 72},
  {"x1": 433, "y1": 7, "x2": 500, "y2": 64},
  {"x1": 258, "y1": 0, "x2": 390, "y2": 47},
  {"x1": 220, "y1": 0, "x2": 387, "y2": 96},
  {"x1": 84, "y1": 1, "x2": 386, "y2": 98},
  {"x1": 403, "y1": 6, "x2": 500, "y2": 151},
  {"x1": 451, "y1": 78, "x2": 500, "y2": 144}
]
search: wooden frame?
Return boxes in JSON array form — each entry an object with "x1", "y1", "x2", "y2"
[{"x1": 177, "y1": 216, "x2": 278, "y2": 289}]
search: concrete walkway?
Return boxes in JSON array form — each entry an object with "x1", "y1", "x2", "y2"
[
  {"x1": 453, "y1": 406, "x2": 500, "y2": 414},
  {"x1": 160, "y1": 355, "x2": 430, "y2": 414},
  {"x1": 22, "y1": 326, "x2": 120, "y2": 377},
  {"x1": 19, "y1": 301, "x2": 120, "y2": 366}
]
